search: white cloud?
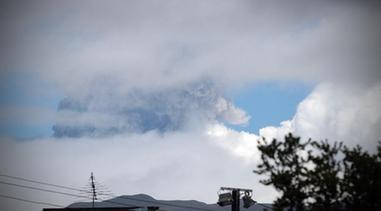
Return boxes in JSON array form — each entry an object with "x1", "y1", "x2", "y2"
[
  {"x1": 207, "y1": 124, "x2": 260, "y2": 163},
  {"x1": 0, "y1": 125, "x2": 275, "y2": 211},
  {"x1": 260, "y1": 83, "x2": 381, "y2": 150},
  {"x1": 259, "y1": 120, "x2": 294, "y2": 142},
  {"x1": 2, "y1": 79, "x2": 380, "y2": 211},
  {"x1": 215, "y1": 97, "x2": 250, "y2": 125}
]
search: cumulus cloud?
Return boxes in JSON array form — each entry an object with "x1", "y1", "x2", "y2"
[
  {"x1": 0, "y1": 125, "x2": 275, "y2": 211},
  {"x1": 260, "y1": 83, "x2": 381, "y2": 150}
]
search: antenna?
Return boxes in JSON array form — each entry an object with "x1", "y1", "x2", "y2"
[
  {"x1": 79, "y1": 172, "x2": 113, "y2": 208},
  {"x1": 90, "y1": 172, "x2": 97, "y2": 208}
]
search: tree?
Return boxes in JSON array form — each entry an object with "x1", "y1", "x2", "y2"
[
  {"x1": 307, "y1": 140, "x2": 342, "y2": 211},
  {"x1": 254, "y1": 134, "x2": 381, "y2": 211},
  {"x1": 254, "y1": 134, "x2": 310, "y2": 211},
  {"x1": 341, "y1": 144, "x2": 381, "y2": 211}
]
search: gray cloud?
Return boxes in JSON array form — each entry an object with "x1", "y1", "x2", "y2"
[
  {"x1": 53, "y1": 80, "x2": 249, "y2": 137},
  {"x1": 1, "y1": 0, "x2": 380, "y2": 92},
  {"x1": 1, "y1": 2, "x2": 381, "y2": 210},
  {"x1": 2, "y1": 0, "x2": 379, "y2": 138}
]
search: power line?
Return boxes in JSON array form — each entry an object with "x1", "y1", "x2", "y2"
[
  {"x1": 0, "y1": 174, "x2": 82, "y2": 192},
  {"x1": 2, "y1": 173, "x2": 276, "y2": 211},
  {"x1": 0, "y1": 181, "x2": 136, "y2": 208},
  {"x1": 0, "y1": 174, "x2": 214, "y2": 210},
  {"x1": 0, "y1": 180, "x2": 90, "y2": 199},
  {"x1": 0, "y1": 174, "x2": 114, "y2": 200},
  {"x1": 0, "y1": 180, "x2": 137, "y2": 208},
  {"x1": 0, "y1": 193, "x2": 64, "y2": 208}
]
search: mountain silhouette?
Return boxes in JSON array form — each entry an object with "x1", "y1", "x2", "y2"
[{"x1": 68, "y1": 194, "x2": 272, "y2": 211}]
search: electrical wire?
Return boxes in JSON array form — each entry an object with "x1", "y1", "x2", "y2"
[
  {"x1": 0, "y1": 173, "x2": 275, "y2": 211},
  {"x1": 0, "y1": 174, "x2": 214, "y2": 210},
  {"x1": 0, "y1": 180, "x2": 140, "y2": 208},
  {"x1": 0, "y1": 180, "x2": 90, "y2": 199},
  {"x1": 0, "y1": 174, "x2": 82, "y2": 192},
  {"x1": 0, "y1": 174, "x2": 136, "y2": 207},
  {"x1": 0, "y1": 191, "x2": 134, "y2": 208},
  {"x1": 0, "y1": 193, "x2": 64, "y2": 208}
]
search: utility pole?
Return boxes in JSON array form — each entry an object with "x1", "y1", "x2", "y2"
[
  {"x1": 217, "y1": 187, "x2": 256, "y2": 211},
  {"x1": 232, "y1": 189, "x2": 240, "y2": 211}
]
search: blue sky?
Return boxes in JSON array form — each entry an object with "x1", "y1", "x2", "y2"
[
  {"x1": 0, "y1": 71, "x2": 312, "y2": 138},
  {"x1": 228, "y1": 82, "x2": 313, "y2": 133},
  {"x1": 0, "y1": 72, "x2": 62, "y2": 138}
]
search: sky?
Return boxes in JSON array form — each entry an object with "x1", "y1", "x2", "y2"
[{"x1": 0, "y1": 0, "x2": 381, "y2": 210}]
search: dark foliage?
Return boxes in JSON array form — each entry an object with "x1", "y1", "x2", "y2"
[
  {"x1": 254, "y1": 134, "x2": 381, "y2": 211},
  {"x1": 341, "y1": 145, "x2": 381, "y2": 211}
]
